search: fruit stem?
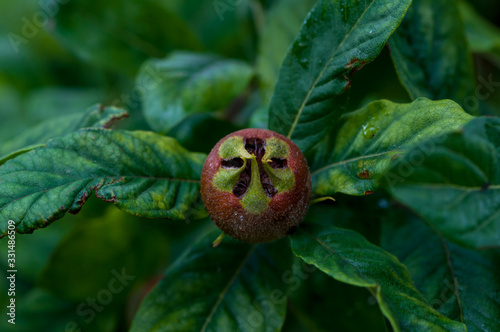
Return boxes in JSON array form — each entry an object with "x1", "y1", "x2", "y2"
[{"x1": 310, "y1": 196, "x2": 336, "y2": 205}]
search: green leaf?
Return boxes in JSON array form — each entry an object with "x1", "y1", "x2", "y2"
[
  {"x1": 384, "y1": 117, "x2": 500, "y2": 249},
  {"x1": 310, "y1": 98, "x2": 473, "y2": 196},
  {"x1": 0, "y1": 129, "x2": 206, "y2": 237},
  {"x1": 268, "y1": 0, "x2": 412, "y2": 152},
  {"x1": 39, "y1": 207, "x2": 170, "y2": 301},
  {"x1": 0, "y1": 104, "x2": 128, "y2": 165},
  {"x1": 458, "y1": 0, "x2": 500, "y2": 60},
  {"x1": 382, "y1": 215, "x2": 500, "y2": 331},
  {"x1": 256, "y1": 0, "x2": 316, "y2": 103},
  {"x1": 166, "y1": 113, "x2": 240, "y2": 154},
  {"x1": 290, "y1": 222, "x2": 466, "y2": 332},
  {"x1": 166, "y1": 0, "x2": 257, "y2": 60},
  {"x1": 138, "y1": 52, "x2": 254, "y2": 133},
  {"x1": 388, "y1": 0, "x2": 476, "y2": 112},
  {"x1": 130, "y1": 231, "x2": 291, "y2": 332},
  {"x1": 45, "y1": 0, "x2": 202, "y2": 75}
]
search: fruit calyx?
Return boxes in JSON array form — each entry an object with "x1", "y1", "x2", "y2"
[
  {"x1": 201, "y1": 128, "x2": 311, "y2": 243},
  {"x1": 213, "y1": 135, "x2": 294, "y2": 214}
]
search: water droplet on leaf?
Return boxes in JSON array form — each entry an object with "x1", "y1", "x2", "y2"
[
  {"x1": 299, "y1": 58, "x2": 309, "y2": 69},
  {"x1": 362, "y1": 122, "x2": 379, "y2": 139}
]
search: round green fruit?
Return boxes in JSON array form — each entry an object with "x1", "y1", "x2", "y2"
[{"x1": 200, "y1": 128, "x2": 311, "y2": 243}]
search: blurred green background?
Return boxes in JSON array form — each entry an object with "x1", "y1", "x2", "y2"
[{"x1": 1, "y1": 0, "x2": 500, "y2": 331}]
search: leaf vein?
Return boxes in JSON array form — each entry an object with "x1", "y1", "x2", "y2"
[{"x1": 287, "y1": 0, "x2": 376, "y2": 139}]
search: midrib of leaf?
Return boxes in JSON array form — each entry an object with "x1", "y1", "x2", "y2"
[
  {"x1": 311, "y1": 150, "x2": 405, "y2": 176},
  {"x1": 299, "y1": 228, "x2": 374, "y2": 286},
  {"x1": 1, "y1": 182, "x2": 74, "y2": 210},
  {"x1": 296, "y1": 228, "x2": 402, "y2": 331},
  {"x1": 0, "y1": 170, "x2": 201, "y2": 184},
  {"x1": 200, "y1": 245, "x2": 257, "y2": 332},
  {"x1": 0, "y1": 175, "x2": 200, "y2": 212},
  {"x1": 314, "y1": 110, "x2": 470, "y2": 177},
  {"x1": 287, "y1": 0, "x2": 375, "y2": 139}
]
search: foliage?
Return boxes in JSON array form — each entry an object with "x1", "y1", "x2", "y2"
[{"x1": 1, "y1": 0, "x2": 499, "y2": 331}]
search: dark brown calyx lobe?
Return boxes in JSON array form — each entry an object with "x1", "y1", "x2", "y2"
[{"x1": 221, "y1": 138, "x2": 287, "y2": 199}]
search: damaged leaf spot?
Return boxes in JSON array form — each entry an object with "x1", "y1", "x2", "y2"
[
  {"x1": 345, "y1": 58, "x2": 367, "y2": 76},
  {"x1": 391, "y1": 154, "x2": 401, "y2": 161},
  {"x1": 358, "y1": 170, "x2": 372, "y2": 179}
]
